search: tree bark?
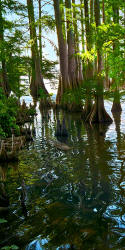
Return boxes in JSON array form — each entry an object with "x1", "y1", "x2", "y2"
[
  {"x1": 90, "y1": 0, "x2": 94, "y2": 24},
  {"x1": 111, "y1": 3, "x2": 122, "y2": 113},
  {"x1": 82, "y1": 0, "x2": 93, "y2": 119},
  {"x1": 65, "y1": 0, "x2": 77, "y2": 87},
  {"x1": 38, "y1": 0, "x2": 42, "y2": 65},
  {"x1": 27, "y1": 0, "x2": 49, "y2": 101},
  {"x1": 72, "y1": 0, "x2": 83, "y2": 83},
  {"x1": 0, "y1": 0, "x2": 10, "y2": 97},
  {"x1": 111, "y1": 90, "x2": 122, "y2": 113},
  {"x1": 102, "y1": 0, "x2": 105, "y2": 23},
  {"x1": 86, "y1": 0, "x2": 112, "y2": 124},
  {"x1": 84, "y1": 0, "x2": 90, "y2": 51},
  {"x1": 53, "y1": 0, "x2": 69, "y2": 105},
  {"x1": 80, "y1": 0, "x2": 84, "y2": 51}
]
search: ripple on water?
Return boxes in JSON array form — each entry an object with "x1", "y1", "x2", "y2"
[{"x1": 1, "y1": 99, "x2": 125, "y2": 249}]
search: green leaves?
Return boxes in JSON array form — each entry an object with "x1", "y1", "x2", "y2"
[
  {"x1": 36, "y1": 15, "x2": 55, "y2": 32},
  {"x1": 0, "y1": 218, "x2": 7, "y2": 224},
  {"x1": 0, "y1": 89, "x2": 20, "y2": 138},
  {"x1": 1, "y1": 245, "x2": 19, "y2": 250},
  {"x1": 80, "y1": 49, "x2": 96, "y2": 62}
]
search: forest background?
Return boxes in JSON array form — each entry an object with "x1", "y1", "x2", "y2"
[{"x1": 0, "y1": 0, "x2": 125, "y2": 138}]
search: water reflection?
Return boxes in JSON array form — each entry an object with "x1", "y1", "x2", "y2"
[
  {"x1": 1, "y1": 104, "x2": 125, "y2": 249},
  {"x1": 0, "y1": 164, "x2": 9, "y2": 209}
]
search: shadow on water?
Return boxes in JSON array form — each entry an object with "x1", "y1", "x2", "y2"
[{"x1": 1, "y1": 105, "x2": 125, "y2": 249}]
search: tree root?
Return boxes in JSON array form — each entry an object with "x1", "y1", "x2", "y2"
[{"x1": 86, "y1": 104, "x2": 113, "y2": 124}]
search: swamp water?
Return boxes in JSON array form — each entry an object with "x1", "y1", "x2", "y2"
[{"x1": 1, "y1": 99, "x2": 125, "y2": 249}]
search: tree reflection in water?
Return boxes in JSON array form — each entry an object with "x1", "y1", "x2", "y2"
[{"x1": 1, "y1": 107, "x2": 125, "y2": 249}]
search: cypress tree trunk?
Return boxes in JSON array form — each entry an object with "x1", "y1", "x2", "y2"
[
  {"x1": 72, "y1": 0, "x2": 83, "y2": 83},
  {"x1": 86, "y1": 0, "x2": 112, "y2": 124},
  {"x1": 38, "y1": 0, "x2": 42, "y2": 65},
  {"x1": 0, "y1": 0, "x2": 10, "y2": 97},
  {"x1": 111, "y1": 3, "x2": 122, "y2": 113},
  {"x1": 54, "y1": 0, "x2": 83, "y2": 110},
  {"x1": 53, "y1": 0, "x2": 69, "y2": 105},
  {"x1": 80, "y1": 0, "x2": 86, "y2": 79},
  {"x1": 65, "y1": 0, "x2": 77, "y2": 87},
  {"x1": 90, "y1": 0, "x2": 94, "y2": 23},
  {"x1": 80, "y1": 0, "x2": 84, "y2": 51},
  {"x1": 84, "y1": 0, "x2": 94, "y2": 78},
  {"x1": 27, "y1": 0, "x2": 49, "y2": 101},
  {"x1": 111, "y1": 90, "x2": 122, "y2": 113},
  {"x1": 102, "y1": 0, "x2": 110, "y2": 89},
  {"x1": 102, "y1": 0, "x2": 105, "y2": 23},
  {"x1": 82, "y1": 0, "x2": 93, "y2": 119}
]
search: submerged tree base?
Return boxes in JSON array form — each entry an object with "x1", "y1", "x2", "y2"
[
  {"x1": 55, "y1": 103, "x2": 83, "y2": 112},
  {"x1": 86, "y1": 102, "x2": 113, "y2": 124},
  {"x1": 39, "y1": 99, "x2": 52, "y2": 109},
  {"x1": 56, "y1": 85, "x2": 84, "y2": 112},
  {"x1": 111, "y1": 102, "x2": 122, "y2": 113},
  {"x1": 82, "y1": 102, "x2": 92, "y2": 120}
]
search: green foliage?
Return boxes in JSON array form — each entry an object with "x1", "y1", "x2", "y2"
[
  {"x1": 0, "y1": 0, "x2": 125, "y2": 110},
  {"x1": 38, "y1": 88, "x2": 48, "y2": 101},
  {"x1": 0, "y1": 218, "x2": 7, "y2": 224},
  {"x1": 41, "y1": 58, "x2": 58, "y2": 80},
  {"x1": 1, "y1": 245, "x2": 19, "y2": 250},
  {"x1": 0, "y1": 88, "x2": 20, "y2": 138},
  {"x1": 79, "y1": 49, "x2": 96, "y2": 63},
  {"x1": 37, "y1": 15, "x2": 55, "y2": 32},
  {"x1": 104, "y1": 89, "x2": 125, "y2": 103},
  {"x1": 26, "y1": 106, "x2": 36, "y2": 116},
  {"x1": 62, "y1": 80, "x2": 98, "y2": 105},
  {"x1": 62, "y1": 89, "x2": 82, "y2": 105}
]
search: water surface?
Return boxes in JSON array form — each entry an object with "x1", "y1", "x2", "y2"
[{"x1": 1, "y1": 99, "x2": 125, "y2": 249}]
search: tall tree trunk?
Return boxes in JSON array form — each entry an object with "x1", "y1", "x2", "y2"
[
  {"x1": 90, "y1": 0, "x2": 94, "y2": 24},
  {"x1": 84, "y1": 0, "x2": 93, "y2": 78},
  {"x1": 0, "y1": 0, "x2": 10, "y2": 97},
  {"x1": 86, "y1": 0, "x2": 112, "y2": 124},
  {"x1": 38, "y1": 0, "x2": 42, "y2": 65},
  {"x1": 124, "y1": 6, "x2": 125, "y2": 85},
  {"x1": 111, "y1": 90, "x2": 122, "y2": 113},
  {"x1": 65, "y1": 0, "x2": 77, "y2": 87},
  {"x1": 84, "y1": 0, "x2": 90, "y2": 52},
  {"x1": 102, "y1": 0, "x2": 110, "y2": 89},
  {"x1": 27, "y1": 0, "x2": 49, "y2": 100},
  {"x1": 80, "y1": 0, "x2": 84, "y2": 51},
  {"x1": 80, "y1": 0, "x2": 86, "y2": 80},
  {"x1": 102, "y1": 0, "x2": 105, "y2": 23},
  {"x1": 53, "y1": 0, "x2": 69, "y2": 105},
  {"x1": 82, "y1": 0, "x2": 93, "y2": 119},
  {"x1": 72, "y1": 0, "x2": 83, "y2": 83},
  {"x1": 111, "y1": 4, "x2": 122, "y2": 113}
]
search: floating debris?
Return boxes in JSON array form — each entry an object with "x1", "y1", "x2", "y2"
[{"x1": 54, "y1": 141, "x2": 71, "y2": 151}]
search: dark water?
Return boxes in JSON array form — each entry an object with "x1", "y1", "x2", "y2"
[{"x1": 1, "y1": 99, "x2": 125, "y2": 249}]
